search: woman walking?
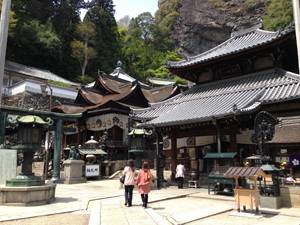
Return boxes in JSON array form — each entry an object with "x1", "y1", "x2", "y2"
[
  {"x1": 123, "y1": 159, "x2": 136, "y2": 207},
  {"x1": 136, "y1": 161, "x2": 154, "y2": 208}
]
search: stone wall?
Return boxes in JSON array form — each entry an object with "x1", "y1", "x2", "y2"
[
  {"x1": 1, "y1": 90, "x2": 74, "y2": 111},
  {"x1": 281, "y1": 187, "x2": 300, "y2": 207}
]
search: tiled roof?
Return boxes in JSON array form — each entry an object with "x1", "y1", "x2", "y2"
[
  {"x1": 5, "y1": 60, "x2": 80, "y2": 86},
  {"x1": 166, "y1": 25, "x2": 294, "y2": 69},
  {"x1": 109, "y1": 67, "x2": 149, "y2": 88},
  {"x1": 148, "y1": 78, "x2": 176, "y2": 86},
  {"x1": 267, "y1": 116, "x2": 300, "y2": 144},
  {"x1": 224, "y1": 167, "x2": 266, "y2": 178},
  {"x1": 131, "y1": 68, "x2": 300, "y2": 126}
]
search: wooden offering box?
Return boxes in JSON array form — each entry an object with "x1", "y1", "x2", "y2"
[{"x1": 224, "y1": 167, "x2": 267, "y2": 213}]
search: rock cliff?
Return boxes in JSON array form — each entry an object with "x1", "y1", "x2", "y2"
[{"x1": 173, "y1": 0, "x2": 268, "y2": 56}]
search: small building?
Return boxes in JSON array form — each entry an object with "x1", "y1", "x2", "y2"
[
  {"x1": 131, "y1": 22, "x2": 300, "y2": 184},
  {"x1": 52, "y1": 62, "x2": 181, "y2": 165}
]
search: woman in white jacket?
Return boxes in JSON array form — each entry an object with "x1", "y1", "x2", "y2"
[
  {"x1": 176, "y1": 164, "x2": 186, "y2": 189},
  {"x1": 123, "y1": 159, "x2": 136, "y2": 207}
]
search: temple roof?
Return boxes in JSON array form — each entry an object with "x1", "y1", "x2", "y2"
[
  {"x1": 131, "y1": 68, "x2": 300, "y2": 127},
  {"x1": 166, "y1": 24, "x2": 295, "y2": 69},
  {"x1": 267, "y1": 116, "x2": 300, "y2": 144},
  {"x1": 5, "y1": 60, "x2": 80, "y2": 87},
  {"x1": 52, "y1": 69, "x2": 181, "y2": 114}
]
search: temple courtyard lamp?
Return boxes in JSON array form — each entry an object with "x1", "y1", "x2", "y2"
[
  {"x1": 6, "y1": 109, "x2": 54, "y2": 186},
  {"x1": 126, "y1": 124, "x2": 153, "y2": 170},
  {"x1": 0, "y1": 108, "x2": 56, "y2": 206}
]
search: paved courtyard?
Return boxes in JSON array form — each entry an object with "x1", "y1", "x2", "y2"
[{"x1": 0, "y1": 179, "x2": 299, "y2": 225}]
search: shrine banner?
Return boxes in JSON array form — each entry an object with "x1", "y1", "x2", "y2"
[{"x1": 289, "y1": 155, "x2": 300, "y2": 168}]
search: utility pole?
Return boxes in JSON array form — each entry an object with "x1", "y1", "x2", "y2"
[
  {"x1": 293, "y1": 0, "x2": 300, "y2": 74},
  {"x1": 0, "y1": 0, "x2": 12, "y2": 105}
]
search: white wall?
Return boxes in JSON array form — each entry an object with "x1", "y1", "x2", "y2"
[{"x1": 9, "y1": 79, "x2": 78, "y2": 100}]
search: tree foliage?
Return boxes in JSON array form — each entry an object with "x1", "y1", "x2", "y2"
[
  {"x1": 71, "y1": 21, "x2": 97, "y2": 77},
  {"x1": 263, "y1": 0, "x2": 294, "y2": 31},
  {"x1": 85, "y1": 0, "x2": 121, "y2": 77},
  {"x1": 8, "y1": 20, "x2": 62, "y2": 73}
]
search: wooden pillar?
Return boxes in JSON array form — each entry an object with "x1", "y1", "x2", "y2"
[
  {"x1": 212, "y1": 119, "x2": 221, "y2": 153},
  {"x1": 230, "y1": 127, "x2": 237, "y2": 153},
  {"x1": 155, "y1": 130, "x2": 162, "y2": 188},
  {"x1": 171, "y1": 132, "x2": 177, "y2": 180}
]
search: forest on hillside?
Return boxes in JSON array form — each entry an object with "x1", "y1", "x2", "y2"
[{"x1": 0, "y1": 0, "x2": 296, "y2": 85}]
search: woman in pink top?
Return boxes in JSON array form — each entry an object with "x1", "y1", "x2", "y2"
[
  {"x1": 136, "y1": 161, "x2": 154, "y2": 208},
  {"x1": 123, "y1": 159, "x2": 135, "y2": 207}
]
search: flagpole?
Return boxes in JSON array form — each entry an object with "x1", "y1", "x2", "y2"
[
  {"x1": 292, "y1": 0, "x2": 300, "y2": 74},
  {"x1": 0, "y1": 0, "x2": 12, "y2": 105}
]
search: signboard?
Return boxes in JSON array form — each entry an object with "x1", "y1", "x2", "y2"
[
  {"x1": 281, "y1": 149, "x2": 287, "y2": 154},
  {"x1": 0, "y1": 149, "x2": 17, "y2": 184},
  {"x1": 85, "y1": 165, "x2": 100, "y2": 177}
]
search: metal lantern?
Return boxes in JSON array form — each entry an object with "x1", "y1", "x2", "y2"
[
  {"x1": 6, "y1": 110, "x2": 54, "y2": 186},
  {"x1": 126, "y1": 124, "x2": 153, "y2": 169}
]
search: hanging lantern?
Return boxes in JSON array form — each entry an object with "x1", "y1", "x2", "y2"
[
  {"x1": 92, "y1": 123, "x2": 95, "y2": 128},
  {"x1": 97, "y1": 123, "x2": 101, "y2": 127},
  {"x1": 102, "y1": 122, "x2": 106, "y2": 127},
  {"x1": 87, "y1": 124, "x2": 90, "y2": 129},
  {"x1": 107, "y1": 120, "x2": 111, "y2": 125},
  {"x1": 120, "y1": 122, "x2": 123, "y2": 127}
]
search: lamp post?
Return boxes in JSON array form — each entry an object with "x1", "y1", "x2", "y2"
[{"x1": 40, "y1": 82, "x2": 53, "y2": 180}]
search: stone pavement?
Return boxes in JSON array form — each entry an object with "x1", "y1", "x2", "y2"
[{"x1": 0, "y1": 179, "x2": 300, "y2": 225}]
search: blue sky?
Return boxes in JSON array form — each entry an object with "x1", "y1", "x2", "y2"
[
  {"x1": 113, "y1": 0, "x2": 158, "y2": 21},
  {"x1": 81, "y1": 0, "x2": 158, "y2": 21}
]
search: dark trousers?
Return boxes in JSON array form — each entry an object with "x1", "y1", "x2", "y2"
[
  {"x1": 141, "y1": 194, "x2": 148, "y2": 206},
  {"x1": 125, "y1": 185, "x2": 134, "y2": 206},
  {"x1": 177, "y1": 177, "x2": 183, "y2": 188}
]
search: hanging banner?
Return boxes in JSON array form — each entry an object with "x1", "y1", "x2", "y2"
[{"x1": 289, "y1": 155, "x2": 300, "y2": 168}]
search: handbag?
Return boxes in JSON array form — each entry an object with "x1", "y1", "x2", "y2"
[
  {"x1": 147, "y1": 171, "x2": 154, "y2": 181},
  {"x1": 120, "y1": 175, "x2": 125, "y2": 184}
]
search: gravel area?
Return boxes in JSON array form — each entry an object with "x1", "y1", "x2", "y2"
[{"x1": 0, "y1": 212, "x2": 90, "y2": 225}]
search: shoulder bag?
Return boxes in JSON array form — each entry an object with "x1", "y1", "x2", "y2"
[
  {"x1": 147, "y1": 171, "x2": 154, "y2": 181},
  {"x1": 120, "y1": 175, "x2": 125, "y2": 184}
]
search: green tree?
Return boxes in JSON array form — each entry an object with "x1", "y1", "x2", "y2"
[
  {"x1": 9, "y1": 20, "x2": 62, "y2": 73},
  {"x1": 117, "y1": 15, "x2": 130, "y2": 27},
  {"x1": 71, "y1": 21, "x2": 97, "y2": 77},
  {"x1": 128, "y1": 12, "x2": 155, "y2": 43},
  {"x1": 263, "y1": 0, "x2": 294, "y2": 31},
  {"x1": 85, "y1": 0, "x2": 121, "y2": 77}
]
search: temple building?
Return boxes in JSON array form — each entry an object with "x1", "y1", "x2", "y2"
[
  {"x1": 52, "y1": 61, "x2": 181, "y2": 161},
  {"x1": 130, "y1": 23, "x2": 300, "y2": 179}
]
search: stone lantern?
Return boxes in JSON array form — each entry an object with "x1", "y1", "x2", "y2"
[
  {"x1": 6, "y1": 110, "x2": 54, "y2": 186},
  {"x1": 126, "y1": 124, "x2": 153, "y2": 169}
]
